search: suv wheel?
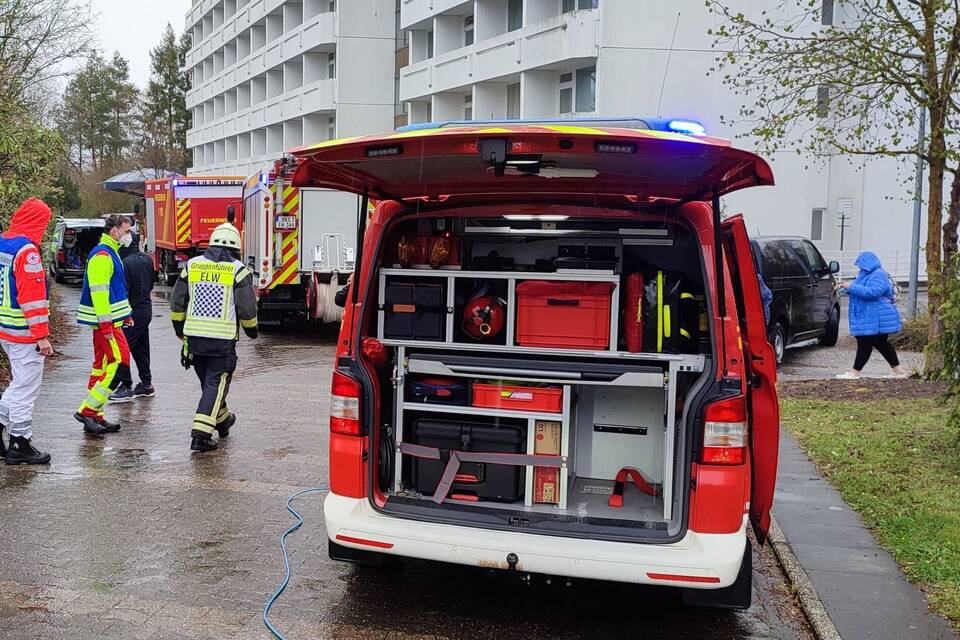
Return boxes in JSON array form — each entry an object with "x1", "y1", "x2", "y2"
[
  {"x1": 770, "y1": 322, "x2": 787, "y2": 365},
  {"x1": 819, "y1": 305, "x2": 840, "y2": 347}
]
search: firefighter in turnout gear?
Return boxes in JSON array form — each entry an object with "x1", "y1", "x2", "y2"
[
  {"x1": 170, "y1": 221, "x2": 258, "y2": 452},
  {"x1": 74, "y1": 215, "x2": 134, "y2": 437}
]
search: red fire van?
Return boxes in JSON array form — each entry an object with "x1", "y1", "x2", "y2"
[{"x1": 291, "y1": 119, "x2": 779, "y2": 609}]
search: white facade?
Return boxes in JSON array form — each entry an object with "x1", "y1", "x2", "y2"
[
  {"x1": 397, "y1": 0, "x2": 925, "y2": 268},
  {"x1": 184, "y1": 0, "x2": 396, "y2": 176}
]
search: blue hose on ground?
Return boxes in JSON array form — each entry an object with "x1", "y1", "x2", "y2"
[{"x1": 263, "y1": 486, "x2": 328, "y2": 640}]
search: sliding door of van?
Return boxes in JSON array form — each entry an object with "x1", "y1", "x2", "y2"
[{"x1": 722, "y1": 214, "x2": 780, "y2": 544}]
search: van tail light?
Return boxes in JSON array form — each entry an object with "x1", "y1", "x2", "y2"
[
  {"x1": 57, "y1": 249, "x2": 65, "y2": 263},
  {"x1": 702, "y1": 396, "x2": 748, "y2": 465},
  {"x1": 330, "y1": 370, "x2": 361, "y2": 436}
]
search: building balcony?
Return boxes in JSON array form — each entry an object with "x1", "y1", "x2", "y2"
[
  {"x1": 399, "y1": 9, "x2": 599, "y2": 102},
  {"x1": 186, "y1": 12, "x2": 335, "y2": 109},
  {"x1": 187, "y1": 78, "x2": 336, "y2": 148},
  {"x1": 399, "y1": 0, "x2": 473, "y2": 30},
  {"x1": 185, "y1": 0, "x2": 286, "y2": 69}
]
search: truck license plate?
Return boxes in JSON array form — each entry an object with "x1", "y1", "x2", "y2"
[{"x1": 274, "y1": 215, "x2": 297, "y2": 230}]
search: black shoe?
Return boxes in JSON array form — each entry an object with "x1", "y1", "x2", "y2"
[
  {"x1": 215, "y1": 413, "x2": 236, "y2": 439},
  {"x1": 74, "y1": 413, "x2": 107, "y2": 437},
  {"x1": 97, "y1": 417, "x2": 121, "y2": 433},
  {"x1": 132, "y1": 384, "x2": 155, "y2": 398},
  {"x1": 5, "y1": 436, "x2": 50, "y2": 465},
  {"x1": 108, "y1": 386, "x2": 134, "y2": 404},
  {"x1": 190, "y1": 434, "x2": 218, "y2": 452},
  {"x1": 0, "y1": 424, "x2": 5, "y2": 458}
]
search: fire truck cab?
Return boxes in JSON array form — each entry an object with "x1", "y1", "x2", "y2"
[
  {"x1": 241, "y1": 158, "x2": 359, "y2": 325},
  {"x1": 143, "y1": 176, "x2": 245, "y2": 284},
  {"x1": 292, "y1": 118, "x2": 779, "y2": 609}
]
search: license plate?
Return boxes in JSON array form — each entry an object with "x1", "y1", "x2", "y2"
[{"x1": 274, "y1": 215, "x2": 297, "y2": 230}]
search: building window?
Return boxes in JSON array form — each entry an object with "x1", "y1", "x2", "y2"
[
  {"x1": 575, "y1": 65, "x2": 596, "y2": 112},
  {"x1": 328, "y1": 52, "x2": 336, "y2": 79},
  {"x1": 328, "y1": 116, "x2": 336, "y2": 140},
  {"x1": 559, "y1": 72, "x2": 573, "y2": 113},
  {"x1": 425, "y1": 101, "x2": 432, "y2": 122},
  {"x1": 816, "y1": 85, "x2": 829, "y2": 118},
  {"x1": 507, "y1": 0, "x2": 523, "y2": 32},
  {"x1": 328, "y1": 0, "x2": 336, "y2": 12},
  {"x1": 564, "y1": 0, "x2": 598, "y2": 10},
  {"x1": 463, "y1": 94, "x2": 473, "y2": 120},
  {"x1": 507, "y1": 82, "x2": 520, "y2": 118},
  {"x1": 821, "y1": 0, "x2": 834, "y2": 25},
  {"x1": 464, "y1": 15, "x2": 474, "y2": 46},
  {"x1": 426, "y1": 30, "x2": 434, "y2": 58},
  {"x1": 811, "y1": 208, "x2": 824, "y2": 241}
]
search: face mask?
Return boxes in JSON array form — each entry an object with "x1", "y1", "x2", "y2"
[{"x1": 119, "y1": 233, "x2": 133, "y2": 248}]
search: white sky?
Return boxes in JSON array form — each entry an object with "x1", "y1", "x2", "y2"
[{"x1": 92, "y1": 0, "x2": 193, "y2": 88}]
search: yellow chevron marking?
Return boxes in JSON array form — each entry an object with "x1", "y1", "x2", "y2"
[
  {"x1": 274, "y1": 259, "x2": 299, "y2": 286},
  {"x1": 282, "y1": 232, "x2": 298, "y2": 252},
  {"x1": 283, "y1": 185, "x2": 296, "y2": 200},
  {"x1": 387, "y1": 128, "x2": 446, "y2": 139},
  {"x1": 305, "y1": 135, "x2": 362, "y2": 150},
  {"x1": 538, "y1": 125, "x2": 609, "y2": 135},
  {"x1": 284, "y1": 193, "x2": 300, "y2": 214}
]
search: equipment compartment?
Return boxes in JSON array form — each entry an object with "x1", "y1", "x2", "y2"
[
  {"x1": 408, "y1": 417, "x2": 527, "y2": 502},
  {"x1": 515, "y1": 281, "x2": 616, "y2": 350}
]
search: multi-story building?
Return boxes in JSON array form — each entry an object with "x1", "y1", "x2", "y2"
[
  {"x1": 184, "y1": 0, "x2": 396, "y2": 176},
  {"x1": 397, "y1": 0, "x2": 925, "y2": 269}
]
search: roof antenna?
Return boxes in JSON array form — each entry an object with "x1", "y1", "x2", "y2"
[{"x1": 656, "y1": 12, "x2": 682, "y2": 118}]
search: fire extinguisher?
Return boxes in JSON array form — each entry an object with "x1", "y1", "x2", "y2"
[{"x1": 462, "y1": 285, "x2": 506, "y2": 340}]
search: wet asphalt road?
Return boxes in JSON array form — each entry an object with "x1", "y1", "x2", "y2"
[{"x1": 0, "y1": 285, "x2": 811, "y2": 640}]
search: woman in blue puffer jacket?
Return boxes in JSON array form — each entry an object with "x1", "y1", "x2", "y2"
[{"x1": 836, "y1": 251, "x2": 907, "y2": 379}]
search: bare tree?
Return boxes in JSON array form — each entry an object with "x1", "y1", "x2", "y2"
[{"x1": 0, "y1": 0, "x2": 94, "y2": 106}]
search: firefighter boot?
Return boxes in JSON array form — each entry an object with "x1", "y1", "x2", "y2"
[
  {"x1": 96, "y1": 416, "x2": 122, "y2": 433},
  {"x1": 5, "y1": 436, "x2": 51, "y2": 465},
  {"x1": 215, "y1": 413, "x2": 236, "y2": 439},
  {"x1": 0, "y1": 424, "x2": 6, "y2": 458},
  {"x1": 74, "y1": 413, "x2": 107, "y2": 437},
  {"x1": 190, "y1": 430, "x2": 218, "y2": 452}
]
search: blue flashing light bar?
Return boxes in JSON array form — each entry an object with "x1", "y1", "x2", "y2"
[
  {"x1": 666, "y1": 119, "x2": 707, "y2": 136},
  {"x1": 395, "y1": 116, "x2": 707, "y2": 136}
]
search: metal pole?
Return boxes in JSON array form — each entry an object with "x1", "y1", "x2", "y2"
[{"x1": 907, "y1": 104, "x2": 927, "y2": 319}]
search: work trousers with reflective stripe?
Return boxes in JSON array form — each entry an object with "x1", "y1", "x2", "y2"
[
  {"x1": 0, "y1": 339, "x2": 45, "y2": 439},
  {"x1": 191, "y1": 352, "x2": 237, "y2": 437},
  {"x1": 78, "y1": 327, "x2": 130, "y2": 417}
]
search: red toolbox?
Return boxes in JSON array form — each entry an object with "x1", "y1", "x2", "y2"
[
  {"x1": 515, "y1": 281, "x2": 615, "y2": 349},
  {"x1": 472, "y1": 382, "x2": 563, "y2": 413}
]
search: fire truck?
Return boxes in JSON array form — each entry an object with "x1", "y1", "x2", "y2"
[
  {"x1": 143, "y1": 176, "x2": 245, "y2": 284},
  {"x1": 241, "y1": 157, "x2": 359, "y2": 325}
]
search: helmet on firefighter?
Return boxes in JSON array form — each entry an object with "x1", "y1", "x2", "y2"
[{"x1": 210, "y1": 222, "x2": 241, "y2": 250}]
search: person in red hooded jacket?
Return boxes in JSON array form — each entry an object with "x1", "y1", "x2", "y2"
[{"x1": 0, "y1": 197, "x2": 54, "y2": 464}]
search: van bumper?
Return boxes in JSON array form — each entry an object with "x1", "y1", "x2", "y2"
[{"x1": 324, "y1": 493, "x2": 746, "y2": 589}]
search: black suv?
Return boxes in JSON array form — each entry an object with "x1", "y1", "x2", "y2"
[{"x1": 752, "y1": 236, "x2": 841, "y2": 363}]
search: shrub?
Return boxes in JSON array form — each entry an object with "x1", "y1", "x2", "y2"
[{"x1": 890, "y1": 315, "x2": 930, "y2": 352}]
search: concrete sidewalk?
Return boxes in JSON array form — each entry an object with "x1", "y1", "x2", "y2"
[{"x1": 773, "y1": 434, "x2": 956, "y2": 639}]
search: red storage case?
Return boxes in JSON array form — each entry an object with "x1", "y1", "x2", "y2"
[
  {"x1": 515, "y1": 281, "x2": 615, "y2": 350},
  {"x1": 472, "y1": 383, "x2": 563, "y2": 413}
]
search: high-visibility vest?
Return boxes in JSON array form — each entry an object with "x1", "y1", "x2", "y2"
[
  {"x1": 78, "y1": 242, "x2": 131, "y2": 326},
  {"x1": 183, "y1": 256, "x2": 249, "y2": 340},
  {"x1": 0, "y1": 236, "x2": 37, "y2": 338}
]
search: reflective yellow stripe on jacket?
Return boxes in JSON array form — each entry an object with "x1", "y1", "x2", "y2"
[{"x1": 183, "y1": 257, "x2": 243, "y2": 340}]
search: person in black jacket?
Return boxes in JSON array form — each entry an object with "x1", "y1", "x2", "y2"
[{"x1": 109, "y1": 233, "x2": 155, "y2": 401}]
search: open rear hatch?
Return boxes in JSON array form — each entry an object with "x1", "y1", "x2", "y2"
[
  {"x1": 290, "y1": 125, "x2": 773, "y2": 203},
  {"x1": 300, "y1": 125, "x2": 775, "y2": 543}
]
